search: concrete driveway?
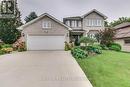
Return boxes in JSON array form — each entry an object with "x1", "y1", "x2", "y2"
[{"x1": 0, "y1": 51, "x2": 93, "y2": 87}]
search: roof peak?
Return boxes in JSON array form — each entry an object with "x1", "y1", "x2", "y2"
[
  {"x1": 64, "y1": 9, "x2": 107, "y2": 20},
  {"x1": 18, "y1": 13, "x2": 72, "y2": 30},
  {"x1": 82, "y1": 9, "x2": 108, "y2": 19}
]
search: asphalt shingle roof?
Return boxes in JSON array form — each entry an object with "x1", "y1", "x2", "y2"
[{"x1": 115, "y1": 23, "x2": 130, "y2": 39}]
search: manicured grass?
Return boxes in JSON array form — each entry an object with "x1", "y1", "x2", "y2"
[{"x1": 76, "y1": 50, "x2": 130, "y2": 87}]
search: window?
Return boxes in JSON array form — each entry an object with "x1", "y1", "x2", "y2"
[
  {"x1": 88, "y1": 19, "x2": 91, "y2": 26},
  {"x1": 42, "y1": 21, "x2": 52, "y2": 28},
  {"x1": 97, "y1": 20, "x2": 102, "y2": 26},
  {"x1": 78, "y1": 21, "x2": 82, "y2": 27},
  {"x1": 86, "y1": 19, "x2": 103, "y2": 27},
  {"x1": 66, "y1": 21, "x2": 70, "y2": 26},
  {"x1": 71, "y1": 21, "x2": 74, "y2": 27},
  {"x1": 124, "y1": 39, "x2": 130, "y2": 44},
  {"x1": 71, "y1": 20, "x2": 77, "y2": 27}
]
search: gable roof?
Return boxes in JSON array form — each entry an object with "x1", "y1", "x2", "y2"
[
  {"x1": 82, "y1": 9, "x2": 108, "y2": 19},
  {"x1": 114, "y1": 22, "x2": 130, "y2": 39},
  {"x1": 115, "y1": 27, "x2": 130, "y2": 39},
  {"x1": 114, "y1": 22, "x2": 130, "y2": 29},
  {"x1": 17, "y1": 13, "x2": 72, "y2": 30}
]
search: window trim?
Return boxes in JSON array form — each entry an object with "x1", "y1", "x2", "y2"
[
  {"x1": 42, "y1": 20, "x2": 52, "y2": 29},
  {"x1": 71, "y1": 20, "x2": 77, "y2": 28},
  {"x1": 66, "y1": 20, "x2": 70, "y2": 26},
  {"x1": 86, "y1": 19, "x2": 103, "y2": 27},
  {"x1": 78, "y1": 21, "x2": 82, "y2": 27},
  {"x1": 124, "y1": 39, "x2": 130, "y2": 44}
]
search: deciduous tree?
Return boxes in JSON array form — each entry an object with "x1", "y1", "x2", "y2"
[{"x1": 97, "y1": 28, "x2": 115, "y2": 46}]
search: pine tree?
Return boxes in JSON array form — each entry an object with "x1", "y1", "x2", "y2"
[{"x1": 24, "y1": 12, "x2": 38, "y2": 23}]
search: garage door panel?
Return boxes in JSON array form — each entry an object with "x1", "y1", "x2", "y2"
[{"x1": 27, "y1": 36, "x2": 65, "y2": 50}]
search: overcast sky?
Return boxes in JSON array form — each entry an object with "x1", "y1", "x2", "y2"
[{"x1": 18, "y1": 0, "x2": 130, "y2": 22}]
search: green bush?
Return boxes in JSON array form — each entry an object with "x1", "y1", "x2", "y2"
[
  {"x1": 1, "y1": 48, "x2": 13, "y2": 53},
  {"x1": 109, "y1": 45, "x2": 121, "y2": 51},
  {"x1": 71, "y1": 47, "x2": 88, "y2": 59},
  {"x1": 80, "y1": 46, "x2": 87, "y2": 50},
  {"x1": 1, "y1": 44, "x2": 12, "y2": 48},
  {"x1": 92, "y1": 45, "x2": 102, "y2": 54},
  {"x1": 108, "y1": 43, "x2": 122, "y2": 50},
  {"x1": 86, "y1": 46, "x2": 94, "y2": 52},
  {"x1": 80, "y1": 37, "x2": 96, "y2": 46},
  {"x1": 0, "y1": 50, "x2": 5, "y2": 55},
  {"x1": 1, "y1": 44, "x2": 13, "y2": 53},
  {"x1": 86, "y1": 45, "x2": 102, "y2": 54},
  {"x1": 100, "y1": 44, "x2": 109, "y2": 50},
  {"x1": 74, "y1": 39, "x2": 80, "y2": 46},
  {"x1": 92, "y1": 44, "x2": 102, "y2": 50},
  {"x1": 93, "y1": 48, "x2": 102, "y2": 54}
]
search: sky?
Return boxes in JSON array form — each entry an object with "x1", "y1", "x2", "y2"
[{"x1": 18, "y1": 0, "x2": 130, "y2": 22}]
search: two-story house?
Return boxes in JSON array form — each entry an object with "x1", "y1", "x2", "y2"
[
  {"x1": 17, "y1": 10, "x2": 107, "y2": 50},
  {"x1": 63, "y1": 9, "x2": 107, "y2": 44}
]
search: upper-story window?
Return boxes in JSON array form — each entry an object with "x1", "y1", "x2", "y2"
[
  {"x1": 78, "y1": 21, "x2": 82, "y2": 27},
  {"x1": 66, "y1": 21, "x2": 70, "y2": 26},
  {"x1": 86, "y1": 19, "x2": 103, "y2": 27},
  {"x1": 65, "y1": 20, "x2": 82, "y2": 28},
  {"x1": 71, "y1": 20, "x2": 77, "y2": 27},
  {"x1": 42, "y1": 21, "x2": 52, "y2": 28}
]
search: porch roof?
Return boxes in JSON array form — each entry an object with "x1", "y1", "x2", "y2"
[{"x1": 70, "y1": 30, "x2": 85, "y2": 35}]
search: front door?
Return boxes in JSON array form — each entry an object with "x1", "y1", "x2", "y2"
[{"x1": 72, "y1": 35, "x2": 82, "y2": 46}]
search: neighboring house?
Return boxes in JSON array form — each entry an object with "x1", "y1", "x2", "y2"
[
  {"x1": 0, "y1": 0, "x2": 21, "y2": 23},
  {"x1": 18, "y1": 13, "x2": 72, "y2": 51},
  {"x1": 63, "y1": 9, "x2": 107, "y2": 43},
  {"x1": 114, "y1": 22, "x2": 130, "y2": 52}
]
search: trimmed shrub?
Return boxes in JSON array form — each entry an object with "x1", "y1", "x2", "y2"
[
  {"x1": 69, "y1": 42, "x2": 74, "y2": 50},
  {"x1": 64, "y1": 42, "x2": 70, "y2": 51},
  {"x1": 71, "y1": 47, "x2": 88, "y2": 59},
  {"x1": 1, "y1": 44, "x2": 13, "y2": 53},
  {"x1": 1, "y1": 48, "x2": 13, "y2": 53},
  {"x1": 109, "y1": 45, "x2": 121, "y2": 51},
  {"x1": 108, "y1": 43, "x2": 121, "y2": 50},
  {"x1": 64, "y1": 42, "x2": 74, "y2": 51},
  {"x1": 108, "y1": 42, "x2": 121, "y2": 51},
  {"x1": 0, "y1": 50, "x2": 5, "y2": 55},
  {"x1": 74, "y1": 39, "x2": 80, "y2": 46},
  {"x1": 1, "y1": 44, "x2": 12, "y2": 48}
]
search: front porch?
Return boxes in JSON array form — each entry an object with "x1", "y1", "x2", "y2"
[{"x1": 70, "y1": 30, "x2": 85, "y2": 45}]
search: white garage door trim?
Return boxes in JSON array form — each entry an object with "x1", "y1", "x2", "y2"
[{"x1": 27, "y1": 35, "x2": 65, "y2": 51}]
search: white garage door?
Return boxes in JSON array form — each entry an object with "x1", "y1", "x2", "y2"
[{"x1": 27, "y1": 35, "x2": 65, "y2": 50}]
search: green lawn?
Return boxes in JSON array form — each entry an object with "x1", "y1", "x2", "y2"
[{"x1": 76, "y1": 50, "x2": 130, "y2": 87}]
